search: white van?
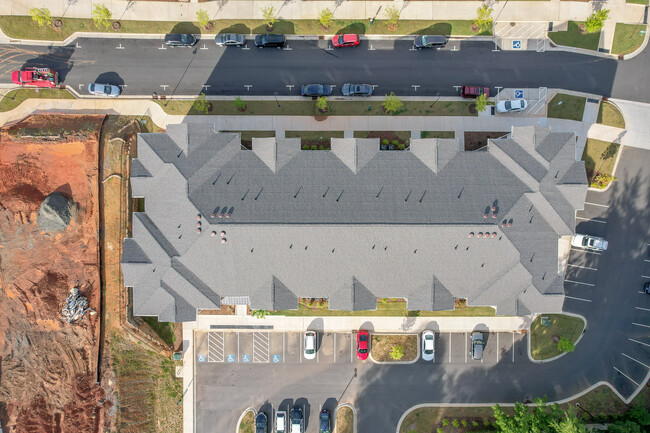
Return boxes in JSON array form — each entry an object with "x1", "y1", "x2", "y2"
[{"x1": 276, "y1": 411, "x2": 287, "y2": 433}]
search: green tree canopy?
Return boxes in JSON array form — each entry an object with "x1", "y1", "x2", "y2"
[
  {"x1": 92, "y1": 4, "x2": 112, "y2": 30},
  {"x1": 29, "y1": 8, "x2": 52, "y2": 27},
  {"x1": 383, "y1": 92, "x2": 404, "y2": 115}
]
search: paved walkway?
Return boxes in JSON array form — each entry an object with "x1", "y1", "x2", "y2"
[{"x1": 608, "y1": 98, "x2": 650, "y2": 150}]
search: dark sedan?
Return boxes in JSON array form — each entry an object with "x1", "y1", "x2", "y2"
[
  {"x1": 254, "y1": 34, "x2": 286, "y2": 48},
  {"x1": 164, "y1": 33, "x2": 197, "y2": 47},
  {"x1": 342, "y1": 83, "x2": 373, "y2": 97},
  {"x1": 300, "y1": 84, "x2": 333, "y2": 97}
]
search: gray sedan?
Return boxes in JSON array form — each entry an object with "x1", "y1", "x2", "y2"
[
  {"x1": 88, "y1": 83, "x2": 120, "y2": 97},
  {"x1": 214, "y1": 33, "x2": 246, "y2": 46},
  {"x1": 341, "y1": 83, "x2": 373, "y2": 97}
]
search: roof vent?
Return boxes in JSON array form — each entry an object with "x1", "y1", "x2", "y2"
[
  {"x1": 477, "y1": 232, "x2": 483, "y2": 238},
  {"x1": 220, "y1": 231, "x2": 226, "y2": 237},
  {"x1": 196, "y1": 228, "x2": 201, "y2": 234},
  {"x1": 226, "y1": 212, "x2": 231, "y2": 218},
  {"x1": 218, "y1": 212, "x2": 223, "y2": 218},
  {"x1": 196, "y1": 214, "x2": 201, "y2": 221},
  {"x1": 196, "y1": 221, "x2": 201, "y2": 228},
  {"x1": 508, "y1": 219, "x2": 513, "y2": 227},
  {"x1": 210, "y1": 213, "x2": 216, "y2": 218},
  {"x1": 491, "y1": 232, "x2": 497, "y2": 238},
  {"x1": 468, "y1": 232, "x2": 474, "y2": 238},
  {"x1": 501, "y1": 220, "x2": 507, "y2": 228},
  {"x1": 211, "y1": 231, "x2": 217, "y2": 237},
  {"x1": 221, "y1": 238, "x2": 227, "y2": 244},
  {"x1": 492, "y1": 213, "x2": 497, "y2": 219},
  {"x1": 483, "y1": 213, "x2": 488, "y2": 219}
]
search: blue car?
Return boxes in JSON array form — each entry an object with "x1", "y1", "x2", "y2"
[
  {"x1": 319, "y1": 410, "x2": 331, "y2": 433},
  {"x1": 255, "y1": 412, "x2": 267, "y2": 433},
  {"x1": 300, "y1": 84, "x2": 333, "y2": 97}
]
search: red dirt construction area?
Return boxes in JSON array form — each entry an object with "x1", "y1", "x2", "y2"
[{"x1": 0, "y1": 114, "x2": 110, "y2": 433}]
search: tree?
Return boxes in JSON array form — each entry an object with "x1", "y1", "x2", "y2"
[
  {"x1": 384, "y1": 6, "x2": 400, "y2": 31},
  {"x1": 251, "y1": 309, "x2": 269, "y2": 319},
  {"x1": 549, "y1": 409, "x2": 588, "y2": 433},
  {"x1": 473, "y1": 5, "x2": 493, "y2": 33},
  {"x1": 319, "y1": 8, "x2": 334, "y2": 29},
  {"x1": 29, "y1": 8, "x2": 52, "y2": 27},
  {"x1": 383, "y1": 92, "x2": 403, "y2": 115},
  {"x1": 261, "y1": 6, "x2": 277, "y2": 29},
  {"x1": 316, "y1": 96, "x2": 328, "y2": 112},
  {"x1": 475, "y1": 93, "x2": 488, "y2": 113},
  {"x1": 193, "y1": 93, "x2": 211, "y2": 114},
  {"x1": 92, "y1": 4, "x2": 112, "y2": 30},
  {"x1": 196, "y1": 9, "x2": 211, "y2": 29},
  {"x1": 493, "y1": 399, "x2": 563, "y2": 433},
  {"x1": 584, "y1": 9, "x2": 610, "y2": 34},
  {"x1": 557, "y1": 337, "x2": 575, "y2": 353},
  {"x1": 389, "y1": 344, "x2": 404, "y2": 360},
  {"x1": 233, "y1": 96, "x2": 247, "y2": 112}
]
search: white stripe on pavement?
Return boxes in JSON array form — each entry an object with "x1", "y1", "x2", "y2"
[
  {"x1": 632, "y1": 322, "x2": 650, "y2": 328},
  {"x1": 571, "y1": 248, "x2": 601, "y2": 255},
  {"x1": 584, "y1": 202, "x2": 610, "y2": 208},
  {"x1": 566, "y1": 264, "x2": 597, "y2": 271},
  {"x1": 614, "y1": 367, "x2": 640, "y2": 386},
  {"x1": 565, "y1": 279, "x2": 595, "y2": 287},
  {"x1": 635, "y1": 306, "x2": 650, "y2": 312},
  {"x1": 575, "y1": 216, "x2": 607, "y2": 224},
  {"x1": 565, "y1": 295, "x2": 592, "y2": 302},
  {"x1": 622, "y1": 353, "x2": 650, "y2": 369},
  {"x1": 629, "y1": 338, "x2": 650, "y2": 347}
]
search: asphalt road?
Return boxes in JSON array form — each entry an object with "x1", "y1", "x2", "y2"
[
  {"x1": 195, "y1": 147, "x2": 650, "y2": 433},
  {"x1": 0, "y1": 37, "x2": 642, "y2": 100}
]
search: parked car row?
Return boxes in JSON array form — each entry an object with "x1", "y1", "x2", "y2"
[{"x1": 256, "y1": 405, "x2": 330, "y2": 433}]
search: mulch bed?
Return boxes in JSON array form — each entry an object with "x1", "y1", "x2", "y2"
[{"x1": 464, "y1": 131, "x2": 508, "y2": 151}]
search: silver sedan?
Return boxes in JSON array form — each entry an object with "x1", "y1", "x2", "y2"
[{"x1": 214, "y1": 33, "x2": 246, "y2": 46}]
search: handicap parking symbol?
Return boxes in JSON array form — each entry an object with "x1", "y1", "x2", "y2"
[
  {"x1": 198, "y1": 353, "x2": 206, "y2": 362},
  {"x1": 227, "y1": 354, "x2": 235, "y2": 363},
  {"x1": 514, "y1": 90, "x2": 524, "y2": 99},
  {"x1": 512, "y1": 40, "x2": 521, "y2": 49},
  {"x1": 273, "y1": 355, "x2": 281, "y2": 363},
  {"x1": 242, "y1": 354, "x2": 250, "y2": 363}
]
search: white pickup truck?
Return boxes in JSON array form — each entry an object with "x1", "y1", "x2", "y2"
[{"x1": 276, "y1": 411, "x2": 287, "y2": 433}]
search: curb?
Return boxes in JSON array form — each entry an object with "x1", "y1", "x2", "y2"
[
  {"x1": 526, "y1": 312, "x2": 587, "y2": 364},
  {"x1": 368, "y1": 333, "x2": 420, "y2": 365},
  {"x1": 334, "y1": 404, "x2": 357, "y2": 433},
  {"x1": 235, "y1": 408, "x2": 256, "y2": 433}
]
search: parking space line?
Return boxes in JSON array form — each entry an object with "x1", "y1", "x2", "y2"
[
  {"x1": 639, "y1": 291, "x2": 647, "y2": 295},
  {"x1": 622, "y1": 353, "x2": 650, "y2": 369},
  {"x1": 317, "y1": 335, "x2": 320, "y2": 363},
  {"x1": 565, "y1": 295, "x2": 592, "y2": 302},
  {"x1": 237, "y1": 332, "x2": 240, "y2": 360},
  {"x1": 449, "y1": 332, "x2": 452, "y2": 363},
  {"x1": 283, "y1": 332, "x2": 285, "y2": 363},
  {"x1": 496, "y1": 333, "x2": 499, "y2": 363},
  {"x1": 584, "y1": 202, "x2": 609, "y2": 208},
  {"x1": 566, "y1": 264, "x2": 597, "y2": 271},
  {"x1": 642, "y1": 275, "x2": 650, "y2": 279},
  {"x1": 635, "y1": 306, "x2": 650, "y2": 312},
  {"x1": 575, "y1": 216, "x2": 607, "y2": 224},
  {"x1": 632, "y1": 322, "x2": 650, "y2": 329},
  {"x1": 614, "y1": 366, "x2": 640, "y2": 386},
  {"x1": 334, "y1": 333, "x2": 336, "y2": 363},
  {"x1": 300, "y1": 332, "x2": 303, "y2": 363},
  {"x1": 565, "y1": 279, "x2": 595, "y2": 287},
  {"x1": 629, "y1": 338, "x2": 650, "y2": 347},
  {"x1": 570, "y1": 248, "x2": 601, "y2": 256},
  {"x1": 350, "y1": 332, "x2": 353, "y2": 363},
  {"x1": 644, "y1": 259, "x2": 650, "y2": 263},
  {"x1": 464, "y1": 332, "x2": 468, "y2": 363},
  {"x1": 512, "y1": 333, "x2": 515, "y2": 362}
]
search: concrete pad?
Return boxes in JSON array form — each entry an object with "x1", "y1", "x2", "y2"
[{"x1": 335, "y1": 332, "x2": 353, "y2": 364}]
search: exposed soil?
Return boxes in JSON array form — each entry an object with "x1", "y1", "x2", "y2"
[
  {"x1": 0, "y1": 115, "x2": 108, "y2": 433},
  {"x1": 370, "y1": 334, "x2": 418, "y2": 362},
  {"x1": 464, "y1": 131, "x2": 508, "y2": 151}
]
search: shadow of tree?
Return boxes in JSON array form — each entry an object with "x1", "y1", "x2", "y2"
[
  {"x1": 412, "y1": 22, "x2": 452, "y2": 36},
  {"x1": 335, "y1": 22, "x2": 367, "y2": 35},
  {"x1": 170, "y1": 22, "x2": 201, "y2": 34},
  {"x1": 219, "y1": 23, "x2": 252, "y2": 35},
  {"x1": 252, "y1": 20, "x2": 296, "y2": 34}
]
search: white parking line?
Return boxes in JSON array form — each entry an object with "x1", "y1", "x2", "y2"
[
  {"x1": 629, "y1": 338, "x2": 650, "y2": 347},
  {"x1": 449, "y1": 332, "x2": 452, "y2": 363},
  {"x1": 575, "y1": 216, "x2": 607, "y2": 224},
  {"x1": 300, "y1": 332, "x2": 303, "y2": 363},
  {"x1": 614, "y1": 366, "x2": 640, "y2": 386},
  {"x1": 350, "y1": 332, "x2": 353, "y2": 363},
  {"x1": 283, "y1": 332, "x2": 285, "y2": 363},
  {"x1": 635, "y1": 306, "x2": 650, "y2": 312},
  {"x1": 584, "y1": 202, "x2": 609, "y2": 208},
  {"x1": 512, "y1": 333, "x2": 515, "y2": 362},
  {"x1": 334, "y1": 333, "x2": 336, "y2": 363},
  {"x1": 565, "y1": 279, "x2": 595, "y2": 287},
  {"x1": 565, "y1": 295, "x2": 592, "y2": 302},
  {"x1": 639, "y1": 291, "x2": 648, "y2": 295},
  {"x1": 496, "y1": 333, "x2": 499, "y2": 363},
  {"x1": 116, "y1": 44, "x2": 125, "y2": 49},
  {"x1": 642, "y1": 275, "x2": 650, "y2": 279},
  {"x1": 644, "y1": 259, "x2": 650, "y2": 263},
  {"x1": 566, "y1": 264, "x2": 597, "y2": 271},
  {"x1": 622, "y1": 353, "x2": 650, "y2": 369},
  {"x1": 632, "y1": 322, "x2": 650, "y2": 328},
  {"x1": 464, "y1": 332, "x2": 468, "y2": 363},
  {"x1": 570, "y1": 248, "x2": 601, "y2": 256},
  {"x1": 200, "y1": 44, "x2": 208, "y2": 50},
  {"x1": 237, "y1": 332, "x2": 240, "y2": 360}
]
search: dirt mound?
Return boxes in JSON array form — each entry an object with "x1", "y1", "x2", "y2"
[
  {"x1": 37, "y1": 192, "x2": 74, "y2": 232},
  {"x1": 0, "y1": 115, "x2": 106, "y2": 433}
]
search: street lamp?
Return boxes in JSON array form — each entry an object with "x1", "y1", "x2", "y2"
[{"x1": 274, "y1": 92, "x2": 280, "y2": 108}]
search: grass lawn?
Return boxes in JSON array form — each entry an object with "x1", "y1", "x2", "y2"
[
  {"x1": 549, "y1": 21, "x2": 601, "y2": 51},
  {"x1": 530, "y1": 314, "x2": 585, "y2": 360},
  {"x1": 547, "y1": 93, "x2": 586, "y2": 121},
  {"x1": 371, "y1": 334, "x2": 418, "y2": 362},
  {"x1": 239, "y1": 410, "x2": 255, "y2": 433},
  {"x1": 336, "y1": 406, "x2": 354, "y2": 433},
  {"x1": 421, "y1": 131, "x2": 456, "y2": 139},
  {"x1": 626, "y1": 0, "x2": 649, "y2": 5},
  {"x1": 156, "y1": 99, "x2": 476, "y2": 117},
  {"x1": 596, "y1": 101, "x2": 625, "y2": 129},
  {"x1": 611, "y1": 23, "x2": 647, "y2": 56},
  {"x1": 286, "y1": 130, "x2": 344, "y2": 149},
  {"x1": 0, "y1": 16, "x2": 490, "y2": 41},
  {"x1": 582, "y1": 138, "x2": 620, "y2": 188},
  {"x1": 141, "y1": 316, "x2": 176, "y2": 347},
  {"x1": 271, "y1": 299, "x2": 495, "y2": 317},
  {"x1": 0, "y1": 88, "x2": 75, "y2": 112}
]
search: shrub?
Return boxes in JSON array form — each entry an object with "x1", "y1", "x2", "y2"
[
  {"x1": 381, "y1": 298, "x2": 387, "y2": 304},
  {"x1": 29, "y1": 8, "x2": 52, "y2": 27},
  {"x1": 557, "y1": 337, "x2": 575, "y2": 353},
  {"x1": 442, "y1": 419, "x2": 449, "y2": 427},
  {"x1": 483, "y1": 420, "x2": 490, "y2": 427},
  {"x1": 436, "y1": 429, "x2": 443, "y2": 433},
  {"x1": 92, "y1": 4, "x2": 112, "y2": 30},
  {"x1": 316, "y1": 96, "x2": 328, "y2": 111},
  {"x1": 383, "y1": 92, "x2": 404, "y2": 115},
  {"x1": 461, "y1": 420, "x2": 468, "y2": 427},
  {"x1": 382, "y1": 139, "x2": 389, "y2": 145},
  {"x1": 196, "y1": 9, "x2": 211, "y2": 29},
  {"x1": 584, "y1": 9, "x2": 610, "y2": 33},
  {"x1": 472, "y1": 421, "x2": 479, "y2": 427},
  {"x1": 452, "y1": 419, "x2": 460, "y2": 428},
  {"x1": 384, "y1": 6, "x2": 400, "y2": 30},
  {"x1": 310, "y1": 145, "x2": 318, "y2": 150},
  {"x1": 473, "y1": 5, "x2": 493, "y2": 33},
  {"x1": 389, "y1": 344, "x2": 404, "y2": 360},
  {"x1": 261, "y1": 6, "x2": 277, "y2": 28},
  {"x1": 193, "y1": 93, "x2": 211, "y2": 114},
  {"x1": 251, "y1": 309, "x2": 268, "y2": 318},
  {"x1": 233, "y1": 97, "x2": 246, "y2": 111},
  {"x1": 319, "y1": 8, "x2": 335, "y2": 29}
]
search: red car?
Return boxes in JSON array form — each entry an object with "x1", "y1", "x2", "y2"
[
  {"x1": 461, "y1": 85, "x2": 489, "y2": 98},
  {"x1": 11, "y1": 67, "x2": 58, "y2": 88},
  {"x1": 332, "y1": 34, "x2": 360, "y2": 48},
  {"x1": 356, "y1": 330, "x2": 369, "y2": 360}
]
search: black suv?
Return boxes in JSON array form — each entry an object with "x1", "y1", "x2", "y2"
[
  {"x1": 254, "y1": 34, "x2": 286, "y2": 48},
  {"x1": 413, "y1": 35, "x2": 448, "y2": 49},
  {"x1": 165, "y1": 34, "x2": 197, "y2": 47}
]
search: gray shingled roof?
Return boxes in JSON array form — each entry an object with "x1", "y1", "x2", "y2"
[{"x1": 122, "y1": 125, "x2": 587, "y2": 321}]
